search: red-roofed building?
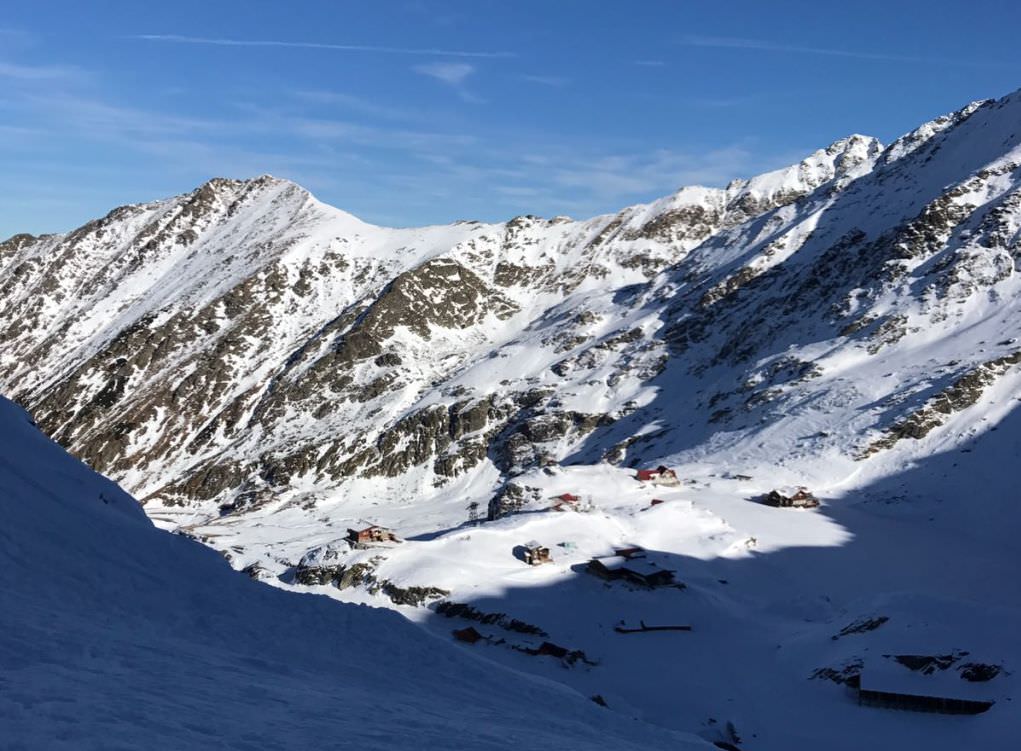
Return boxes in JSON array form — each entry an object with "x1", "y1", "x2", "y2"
[
  {"x1": 346, "y1": 525, "x2": 400, "y2": 547},
  {"x1": 635, "y1": 466, "x2": 680, "y2": 486},
  {"x1": 551, "y1": 492, "x2": 585, "y2": 512}
]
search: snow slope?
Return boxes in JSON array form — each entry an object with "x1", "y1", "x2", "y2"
[
  {"x1": 3, "y1": 87, "x2": 1021, "y2": 749},
  {"x1": 0, "y1": 395, "x2": 706, "y2": 750}
]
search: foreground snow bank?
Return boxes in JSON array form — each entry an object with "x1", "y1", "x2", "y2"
[{"x1": 0, "y1": 396, "x2": 705, "y2": 750}]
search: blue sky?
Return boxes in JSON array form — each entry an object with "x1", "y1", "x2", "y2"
[{"x1": 3, "y1": 1, "x2": 1020, "y2": 236}]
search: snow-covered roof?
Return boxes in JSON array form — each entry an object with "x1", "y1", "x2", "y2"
[
  {"x1": 593, "y1": 556, "x2": 671, "y2": 577},
  {"x1": 860, "y1": 658, "x2": 996, "y2": 702}
]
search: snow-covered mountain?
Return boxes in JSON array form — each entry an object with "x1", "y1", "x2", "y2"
[
  {"x1": 0, "y1": 132, "x2": 880, "y2": 511},
  {"x1": 0, "y1": 394, "x2": 705, "y2": 749},
  {"x1": 3, "y1": 88, "x2": 1021, "y2": 748}
]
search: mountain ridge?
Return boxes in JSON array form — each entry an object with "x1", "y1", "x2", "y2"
[
  {"x1": 3, "y1": 93, "x2": 1019, "y2": 516},
  {"x1": 0, "y1": 126, "x2": 882, "y2": 506}
]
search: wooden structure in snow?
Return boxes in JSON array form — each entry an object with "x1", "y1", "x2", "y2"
[
  {"x1": 550, "y1": 492, "x2": 595, "y2": 513},
  {"x1": 762, "y1": 487, "x2": 820, "y2": 508},
  {"x1": 614, "y1": 620, "x2": 691, "y2": 634},
  {"x1": 613, "y1": 545, "x2": 645, "y2": 559},
  {"x1": 346, "y1": 525, "x2": 401, "y2": 547},
  {"x1": 519, "y1": 641, "x2": 594, "y2": 665},
  {"x1": 550, "y1": 492, "x2": 581, "y2": 512},
  {"x1": 534, "y1": 641, "x2": 569, "y2": 658},
  {"x1": 452, "y1": 626, "x2": 483, "y2": 644},
  {"x1": 586, "y1": 554, "x2": 675, "y2": 588},
  {"x1": 635, "y1": 465, "x2": 680, "y2": 487},
  {"x1": 855, "y1": 659, "x2": 995, "y2": 714},
  {"x1": 523, "y1": 541, "x2": 553, "y2": 566}
]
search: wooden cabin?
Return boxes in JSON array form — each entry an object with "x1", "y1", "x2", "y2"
[
  {"x1": 587, "y1": 555, "x2": 675, "y2": 587},
  {"x1": 762, "y1": 487, "x2": 820, "y2": 508},
  {"x1": 522, "y1": 641, "x2": 591, "y2": 665},
  {"x1": 346, "y1": 525, "x2": 400, "y2": 546},
  {"x1": 452, "y1": 626, "x2": 483, "y2": 644},
  {"x1": 613, "y1": 545, "x2": 645, "y2": 560},
  {"x1": 523, "y1": 541, "x2": 553, "y2": 566},
  {"x1": 856, "y1": 660, "x2": 995, "y2": 714},
  {"x1": 635, "y1": 465, "x2": 680, "y2": 487},
  {"x1": 534, "y1": 641, "x2": 569, "y2": 658}
]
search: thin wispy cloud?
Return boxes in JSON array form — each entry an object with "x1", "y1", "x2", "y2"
[
  {"x1": 0, "y1": 61, "x2": 85, "y2": 81},
  {"x1": 11, "y1": 91, "x2": 233, "y2": 142},
  {"x1": 633, "y1": 59, "x2": 665, "y2": 67},
  {"x1": 414, "y1": 62, "x2": 475, "y2": 86},
  {"x1": 0, "y1": 28, "x2": 36, "y2": 47},
  {"x1": 132, "y1": 34, "x2": 514, "y2": 59},
  {"x1": 687, "y1": 93, "x2": 768, "y2": 109},
  {"x1": 519, "y1": 74, "x2": 570, "y2": 87},
  {"x1": 679, "y1": 34, "x2": 998, "y2": 66},
  {"x1": 549, "y1": 145, "x2": 759, "y2": 198},
  {"x1": 292, "y1": 90, "x2": 414, "y2": 121},
  {"x1": 413, "y1": 62, "x2": 483, "y2": 102}
]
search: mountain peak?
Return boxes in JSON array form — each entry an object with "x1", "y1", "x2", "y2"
[
  {"x1": 188, "y1": 173, "x2": 309, "y2": 205},
  {"x1": 880, "y1": 98, "x2": 993, "y2": 165}
]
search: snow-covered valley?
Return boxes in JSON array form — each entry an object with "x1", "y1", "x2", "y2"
[
  {"x1": 3, "y1": 88, "x2": 1021, "y2": 748},
  {"x1": 0, "y1": 396, "x2": 708, "y2": 750}
]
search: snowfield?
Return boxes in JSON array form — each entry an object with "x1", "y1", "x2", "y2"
[
  {"x1": 0, "y1": 396, "x2": 708, "y2": 750},
  {"x1": 3, "y1": 88, "x2": 1021, "y2": 748},
  {"x1": 177, "y1": 435, "x2": 1021, "y2": 749}
]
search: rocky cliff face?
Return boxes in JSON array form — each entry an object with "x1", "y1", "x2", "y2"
[{"x1": 3, "y1": 91, "x2": 1021, "y2": 530}]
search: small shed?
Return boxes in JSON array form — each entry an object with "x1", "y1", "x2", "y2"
[
  {"x1": 523, "y1": 541, "x2": 553, "y2": 566},
  {"x1": 452, "y1": 626, "x2": 483, "y2": 644},
  {"x1": 635, "y1": 465, "x2": 680, "y2": 487},
  {"x1": 551, "y1": 492, "x2": 582, "y2": 512},
  {"x1": 346, "y1": 525, "x2": 401, "y2": 546},
  {"x1": 535, "y1": 641, "x2": 569, "y2": 658},
  {"x1": 613, "y1": 545, "x2": 646, "y2": 560},
  {"x1": 521, "y1": 641, "x2": 592, "y2": 665},
  {"x1": 857, "y1": 659, "x2": 995, "y2": 714},
  {"x1": 762, "y1": 487, "x2": 820, "y2": 508}
]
